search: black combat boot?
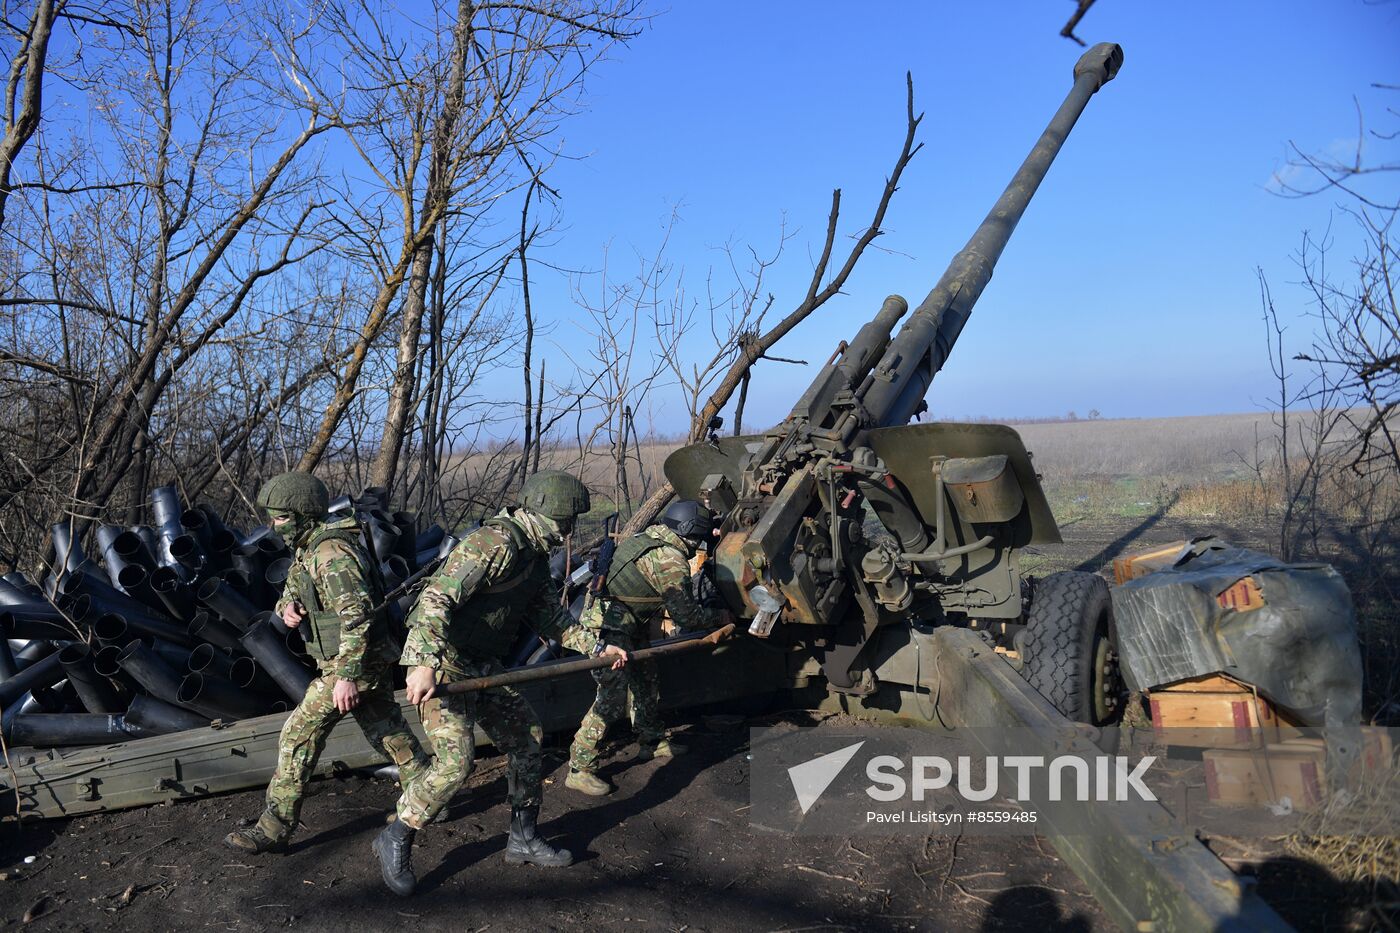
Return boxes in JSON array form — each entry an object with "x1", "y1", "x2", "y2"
[
  {"x1": 504, "y1": 806, "x2": 573, "y2": 867},
  {"x1": 372, "y1": 818, "x2": 417, "y2": 896}
]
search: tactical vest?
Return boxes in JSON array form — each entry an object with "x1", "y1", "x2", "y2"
[
  {"x1": 285, "y1": 518, "x2": 387, "y2": 665},
  {"x1": 602, "y1": 534, "x2": 672, "y2": 620},
  {"x1": 448, "y1": 515, "x2": 553, "y2": 662}
]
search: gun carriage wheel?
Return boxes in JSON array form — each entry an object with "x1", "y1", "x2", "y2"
[{"x1": 1019, "y1": 571, "x2": 1124, "y2": 725}]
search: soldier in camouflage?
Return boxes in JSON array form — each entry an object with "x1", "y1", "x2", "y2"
[
  {"x1": 373, "y1": 470, "x2": 627, "y2": 897},
  {"x1": 565, "y1": 499, "x2": 730, "y2": 797},
  {"x1": 224, "y1": 472, "x2": 428, "y2": 854}
]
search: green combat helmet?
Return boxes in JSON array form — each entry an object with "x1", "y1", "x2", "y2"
[
  {"x1": 519, "y1": 470, "x2": 590, "y2": 536},
  {"x1": 256, "y1": 472, "x2": 330, "y2": 545}
]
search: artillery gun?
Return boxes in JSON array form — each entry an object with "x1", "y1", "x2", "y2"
[
  {"x1": 666, "y1": 42, "x2": 1124, "y2": 724},
  {"x1": 4, "y1": 42, "x2": 1302, "y2": 928}
]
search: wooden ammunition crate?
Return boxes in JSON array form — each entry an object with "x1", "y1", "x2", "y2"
[
  {"x1": 1203, "y1": 742, "x2": 1327, "y2": 811},
  {"x1": 1361, "y1": 726, "x2": 1395, "y2": 774},
  {"x1": 1147, "y1": 674, "x2": 1279, "y2": 749},
  {"x1": 1112, "y1": 541, "x2": 1189, "y2": 584}
]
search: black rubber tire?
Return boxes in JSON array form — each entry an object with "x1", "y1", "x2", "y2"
[{"x1": 1022, "y1": 571, "x2": 1116, "y2": 725}]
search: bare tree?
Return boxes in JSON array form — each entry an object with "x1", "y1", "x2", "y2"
[
  {"x1": 284, "y1": 0, "x2": 641, "y2": 492},
  {"x1": 1262, "y1": 83, "x2": 1400, "y2": 713},
  {"x1": 0, "y1": 0, "x2": 59, "y2": 230},
  {"x1": 619, "y1": 75, "x2": 924, "y2": 534}
]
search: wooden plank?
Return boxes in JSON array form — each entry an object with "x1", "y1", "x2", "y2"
[{"x1": 1155, "y1": 673, "x2": 1248, "y2": 693}]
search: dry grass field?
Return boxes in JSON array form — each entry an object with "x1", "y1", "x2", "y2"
[{"x1": 469, "y1": 411, "x2": 1340, "y2": 529}]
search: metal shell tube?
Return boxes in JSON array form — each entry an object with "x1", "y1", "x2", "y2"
[
  {"x1": 262, "y1": 559, "x2": 290, "y2": 615},
  {"x1": 179, "y1": 508, "x2": 212, "y2": 551},
  {"x1": 74, "y1": 578, "x2": 195, "y2": 647},
  {"x1": 230, "y1": 543, "x2": 264, "y2": 578},
  {"x1": 240, "y1": 524, "x2": 277, "y2": 548},
  {"x1": 204, "y1": 529, "x2": 238, "y2": 576},
  {"x1": 238, "y1": 621, "x2": 313, "y2": 701},
  {"x1": 199, "y1": 505, "x2": 236, "y2": 540},
  {"x1": 123, "y1": 612, "x2": 198, "y2": 650},
  {"x1": 113, "y1": 529, "x2": 159, "y2": 575},
  {"x1": 115, "y1": 640, "x2": 185, "y2": 704},
  {"x1": 61, "y1": 573, "x2": 185, "y2": 639},
  {"x1": 414, "y1": 524, "x2": 445, "y2": 555},
  {"x1": 255, "y1": 534, "x2": 288, "y2": 558},
  {"x1": 264, "y1": 556, "x2": 290, "y2": 593},
  {"x1": 170, "y1": 533, "x2": 207, "y2": 575},
  {"x1": 92, "y1": 612, "x2": 129, "y2": 647},
  {"x1": 150, "y1": 566, "x2": 197, "y2": 623},
  {"x1": 220, "y1": 568, "x2": 252, "y2": 594},
  {"x1": 197, "y1": 577, "x2": 259, "y2": 630},
  {"x1": 95, "y1": 525, "x2": 133, "y2": 584},
  {"x1": 2, "y1": 606, "x2": 82, "y2": 642},
  {"x1": 0, "y1": 691, "x2": 26, "y2": 734},
  {"x1": 8, "y1": 712, "x2": 129, "y2": 747},
  {"x1": 29, "y1": 682, "x2": 67, "y2": 712},
  {"x1": 14, "y1": 639, "x2": 57, "y2": 664},
  {"x1": 230, "y1": 545, "x2": 269, "y2": 606},
  {"x1": 187, "y1": 642, "x2": 236, "y2": 679},
  {"x1": 134, "y1": 526, "x2": 162, "y2": 566},
  {"x1": 382, "y1": 555, "x2": 409, "y2": 592},
  {"x1": 0, "y1": 652, "x2": 63, "y2": 709},
  {"x1": 229, "y1": 655, "x2": 288, "y2": 698},
  {"x1": 115, "y1": 564, "x2": 170, "y2": 616},
  {"x1": 91, "y1": 644, "x2": 123, "y2": 678},
  {"x1": 0, "y1": 637, "x2": 16, "y2": 681},
  {"x1": 51, "y1": 520, "x2": 90, "y2": 577},
  {"x1": 147, "y1": 638, "x2": 193, "y2": 672},
  {"x1": 392, "y1": 512, "x2": 417, "y2": 563},
  {"x1": 57, "y1": 644, "x2": 123, "y2": 713},
  {"x1": 188, "y1": 610, "x2": 244, "y2": 652},
  {"x1": 150, "y1": 485, "x2": 185, "y2": 569},
  {"x1": 124, "y1": 694, "x2": 208, "y2": 736},
  {"x1": 366, "y1": 518, "x2": 399, "y2": 569},
  {"x1": 91, "y1": 643, "x2": 137, "y2": 696},
  {"x1": 177, "y1": 672, "x2": 268, "y2": 722},
  {"x1": 263, "y1": 608, "x2": 296, "y2": 639},
  {"x1": 2, "y1": 572, "x2": 42, "y2": 597}
]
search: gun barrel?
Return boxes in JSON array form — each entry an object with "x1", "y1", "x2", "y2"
[{"x1": 859, "y1": 42, "x2": 1122, "y2": 429}]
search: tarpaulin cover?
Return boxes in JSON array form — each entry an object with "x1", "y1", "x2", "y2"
[{"x1": 1111, "y1": 537, "x2": 1361, "y2": 726}]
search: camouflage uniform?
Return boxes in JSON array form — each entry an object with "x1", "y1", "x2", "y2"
[
  {"x1": 568, "y1": 524, "x2": 722, "y2": 774},
  {"x1": 394, "y1": 507, "x2": 599, "y2": 830},
  {"x1": 262, "y1": 516, "x2": 427, "y2": 835}
]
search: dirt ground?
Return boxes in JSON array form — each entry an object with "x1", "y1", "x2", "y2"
[
  {"x1": 0, "y1": 710, "x2": 1112, "y2": 932},
  {"x1": 0, "y1": 512, "x2": 1379, "y2": 931}
]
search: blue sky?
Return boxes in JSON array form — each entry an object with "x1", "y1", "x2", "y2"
[{"x1": 518, "y1": 0, "x2": 1399, "y2": 432}]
